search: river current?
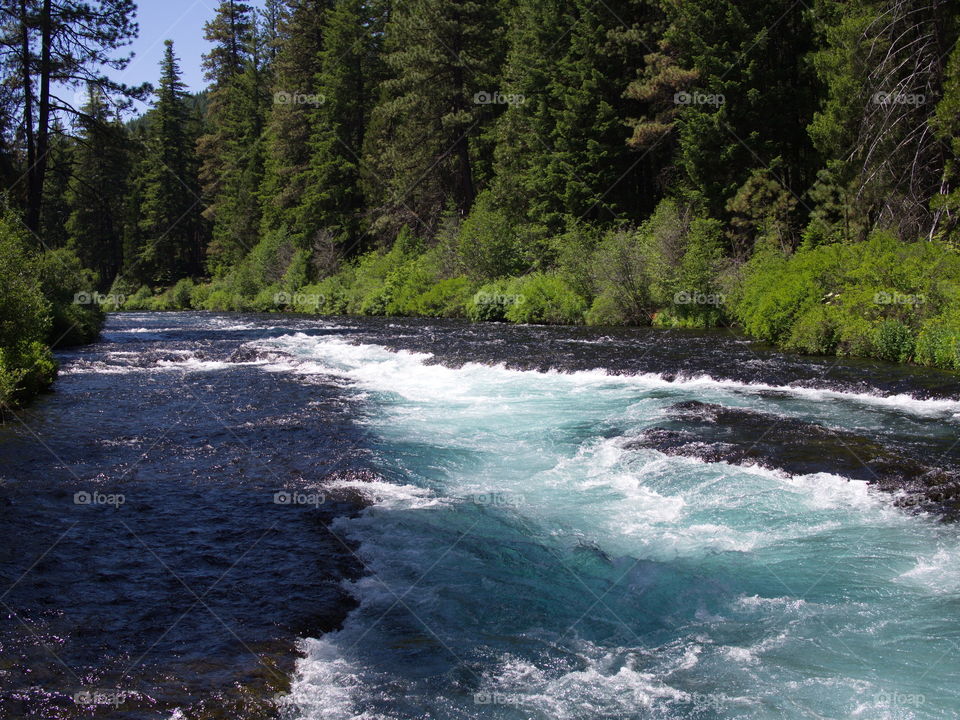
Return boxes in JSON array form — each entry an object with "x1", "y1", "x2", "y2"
[{"x1": 2, "y1": 312, "x2": 960, "y2": 719}]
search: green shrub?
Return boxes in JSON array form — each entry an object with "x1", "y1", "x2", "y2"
[
  {"x1": 872, "y1": 319, "x2": 915, "y2": 363},
  {"x1": 456, "y1": 191, "x2": 529, "y2": 280},
  {"x1": 383, "y1": 254, "x2": 439, "y2": 316},
  {"x1": 503, "y1": 273, "x2": 587, "y2": 325},
  {"x1": 588, "y1": 228, "x2": 654, "y2": 325},
  {"x1": 189, "y1": 281, "x2": 213, "y2": 309},
  {"x1": 916, "y1": 316, "x2": 960, "y2": 369},
  {"x1": 585, "y1": 292, "x2": 628, "y2": 326},
  {"x1": 123, "y1": 285, "x2": 155, "y2": 310},
  {"x1": 408, "y1": 277, "x2": 473, "y2": 317},
  {"x1": 169, "y1": 278, "x2": 196, "y2": 309},
  {"x1": 37, "y1": 247, "x2": 103, "y2": 345},
  {"x1": 669, "y1": 218, "x2": 726, "y2": 326},
  {"x1": 651, "y1": 305, "x2": 723, "y2": 329},
  {"x1": 784, "y1": 304, "x2": 840, "y2": 355},
  {"x1": 466, "y1": 280, "x2": 519, "y2": 322},
  {"x1": 552, "y1": 223, "x2": 601, "y2": 300},
  {"x1": 0, "y1": 214, "x2": 57, "y2": 406},
  {"x1": 730, "y1": 230, "x2": 960, "y2": 367}
]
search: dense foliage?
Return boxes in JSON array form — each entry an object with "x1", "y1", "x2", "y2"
[
  {"x1": 0, "y1": 212, "x2": 101, "y2": 408},
  {"x1": 3, "y1": 0, "x2": 960, "y2": 399}
]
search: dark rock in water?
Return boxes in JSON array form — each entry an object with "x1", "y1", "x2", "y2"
[
  {"x1": 321, "y1": 467, "x2": 391, "y2": 506},
  {"x1": 228, "y1": 345, "x2": 285, "y2": 364},
  {"x1": 630, "y1": 401, "x2": 960, "y2": 519}
]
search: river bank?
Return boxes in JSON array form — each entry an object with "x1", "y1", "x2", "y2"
[{"x1": 113, "y1": 230, "x2": 960, "y2": 376}]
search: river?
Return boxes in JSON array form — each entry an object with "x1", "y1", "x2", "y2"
[{"x1": 2, "y1": 312, "x2": 960, "y2": 719}]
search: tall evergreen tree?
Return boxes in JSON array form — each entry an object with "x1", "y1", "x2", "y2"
[
  {"x1": 489, "y1": 0, "x2": 648, "y2": 237},
  {"x1": 659, "y1": 0, "x2": 818, "y2": 237},
  {"x1": 258, "y1": 0, "x2": 330, "y2": 240},
  {"x1": 808, "y1": 0, "x2": 957, "y2": 242},
  {"x1": 130, "y1": 40, "x2": 204, "y2": 284},
  {"x1": 362, "y1": 0, "x2": 502, "y2": 241},
  {"x1": 0, "y1": 0, "x2": 146, "y2": 233},
  {"x1": 65, "y1": 87, "x2": 130, "y2": 285},
  {"x1": 39, "y1": 121, "x2": 74, "y2": 250},
  {"x1": 296, "y1": 0, "x2": 387, "y2": 254},
  {"x1": 197, "y1": 0, "x2": 266, "y2": 274},
  {"x1": 931, "y1": 37, "x2": 960, "y2": 244}
]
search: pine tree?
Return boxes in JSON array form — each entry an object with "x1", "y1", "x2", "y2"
[
  {"x1": 258, "y1": 0, "x2": 330, "y2": 240},
  {"x1": 808, "y1": 0, "x2": 957, "y2": 242},
  {"x1": 65, "y1": 87, "x2": 130, "y2": 285},
  {"x1": 131, "y1": 40, "x2": 204, "y2": 284},
  {"x1": 296, "y1": 0, "x2": 387, "y2": 255},
  {"x1": 0, "y1": 0, "x2": 147, "y2": 233},
  {"x1": 197, "y1": 0, "x2": 266, "y2": 274},
  {"x1": 663, "y1": 0, "x2": 818, "y2": 232},
  {"x1": 362, "y1": 0, "x2": 503, "y2": 241},
  {"x1": 932, "y1": 39, "x2": 960, "y2": 244},
  {"x1": 39, "y1": 122, "x2": 74, "y2": 250},
  {"x1": 488, "y1": 0, "x2": 646, "y2": 237}
]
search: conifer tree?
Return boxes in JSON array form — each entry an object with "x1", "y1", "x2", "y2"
[
  {"x1": 488, "y1": 0, "x2": 646, "y2": 236},
  {"x1": 258, "y1": 0, "x2": 330, "y2": 240},
  {"x1": 197, "y1": 0, "x2": 266, "y2": 274},
  {"x1": 296, "y1": 0, "x2": 387, "y2": 254},
  {"x1": 65, "y1": 87, "x2": 130, "y2": 284},
  {"x1": 131, "y1": 40, "x2": 204, "y2": 284},
  {"x1": 362, "y1": 0, "x2": 502, "y2": 240}
]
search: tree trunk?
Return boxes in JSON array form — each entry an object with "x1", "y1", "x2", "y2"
[{"x1": 20, "y1": 0, "x2": 36, "y2": 231}]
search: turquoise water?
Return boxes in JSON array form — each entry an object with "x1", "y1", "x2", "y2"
[{"x1": 252, "y1": 333, "x2": 960, "y2": 719}]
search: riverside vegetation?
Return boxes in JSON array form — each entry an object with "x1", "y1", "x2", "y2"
[{"x1": 4, "y1": 0, "x2": 960, "y2": 407}]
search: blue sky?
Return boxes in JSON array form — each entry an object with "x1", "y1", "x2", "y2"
[{"x1": 114, "y1": 0, "x2": 264, "y2": 112}]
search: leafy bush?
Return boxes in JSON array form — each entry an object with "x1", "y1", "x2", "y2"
[
  {"x1": 784, "y1": 304, "x2": 840, "y2": 355},
  {"x1": 123, "y1": 285, "x2": 156, "y2": 310},
  {"x1": 872, "y1": 319, "x2": 915, "y2": 363},
  {"x1": 37, "y1": 247, "x2": 103, "y2": 345},
  {"x1": 502, "y1": 273, "x2": 587, "y2": 325},
  {"x1": 169, "y1": 278, "x2": 196, "y2": 309},
  {"x1": 467, "y1": 280, "x2": 519, "y2": 321},
  {"x1": 408, "y1": 277, "x2": 474, "y2": 317},
  {"x1": 0, "y1": 214, "x2": 57, "y2": 406},
  {"x1": 456, "y1": 191, "x2": 529, "y2": 280},
  {"x1": 733, "y1": 231, "x2": 960, "y2": 367},
  {"x1": 587, "y1": 228, "x2": 654, "y2": 326},
  {"x1": 915, "y1": 313, "x2": 960, "y2": 369}
]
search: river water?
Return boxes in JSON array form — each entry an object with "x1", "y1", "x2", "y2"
[{"x1": 2, "y1": 312, "x2": 960, "y2": 719}]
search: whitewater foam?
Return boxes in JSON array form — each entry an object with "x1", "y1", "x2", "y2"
[{"x1": 256, "y1": 334, "x2": 960, "y2": 418}]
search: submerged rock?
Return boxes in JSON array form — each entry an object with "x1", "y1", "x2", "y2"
[{"x1": 630, "y1": 401, "x2": 960, "y2": 519}]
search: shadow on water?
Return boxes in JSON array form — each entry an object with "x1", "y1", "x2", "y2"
[{"x1": 0, "y1": 313, "x2": 374, "y2": 718}]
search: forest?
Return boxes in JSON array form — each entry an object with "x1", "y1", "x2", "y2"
[{"x1": 2, "y1": 0, "x2": 960, "y2": 407}]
